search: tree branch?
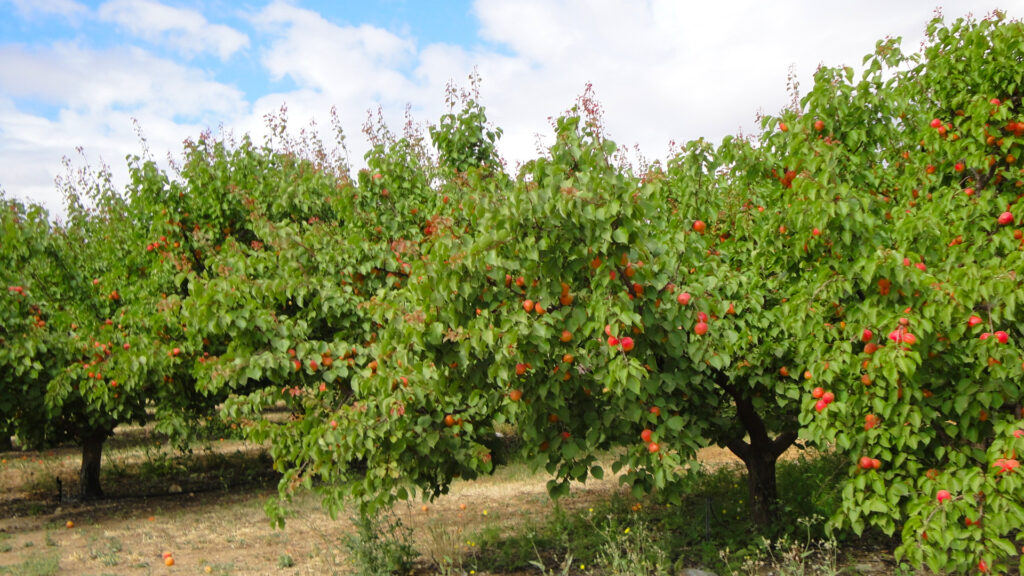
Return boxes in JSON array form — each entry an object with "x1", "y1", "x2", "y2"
[{"x1": 771, "y1": 431, "x2": 799, "y2": 458}]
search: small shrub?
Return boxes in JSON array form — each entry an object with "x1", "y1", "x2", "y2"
[
  {"x1": 720, "y1": 529, "x2": 840, "y2": 576},
  {"x1": 342, "y1": 511, "x2": 417, "y2": 576},
  {"x1": 591, "y1": 512, "x2": 672, "y2": 576},
  {"x1": 424, "y1": 520, "x2": 469, "y2": 574}
]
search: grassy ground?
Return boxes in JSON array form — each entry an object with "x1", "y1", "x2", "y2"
[{"x1": 0, "y1": 426, "x2": 900, "y2": 576}]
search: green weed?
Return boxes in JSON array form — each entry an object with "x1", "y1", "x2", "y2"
[
  {"x1": 341, "y1": 511, "x2": 417, "y2": 576},
  {"x1": 0, "y1": 553, "x2": 60, "y2": 576}
]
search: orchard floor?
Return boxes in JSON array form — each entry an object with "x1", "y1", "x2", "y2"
[{"x1": 0, "y1": 435, "x2": 897, "y2": 576}]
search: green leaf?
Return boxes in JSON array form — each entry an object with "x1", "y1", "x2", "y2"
[{"x1": 666, "y1": 415, "x2": 685, "y2": 432}]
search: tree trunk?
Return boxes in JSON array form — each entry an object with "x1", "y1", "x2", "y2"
[
  {"x1": 740, "y1": 447, "x2": 780, "y2": 527},
  {"x1": 721, "y1": 381, "x2": 798, "y2": 529},
  {"x1": 0, "y1": 434, "x2": 12, "y2": 452},
  {"x1": 79, "y1": 430, "x2": 110, "y2": 499},
  {"x1": 727, "y1": 429, "x2": 797, "y2": 528}
]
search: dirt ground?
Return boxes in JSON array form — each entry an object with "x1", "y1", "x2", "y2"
[{"x1": 0, "y1": 439, "x2": 888, "y2": 576}]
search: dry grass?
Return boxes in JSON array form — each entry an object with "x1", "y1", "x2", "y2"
[
  {"x1": 0, "y1": 425, "x2": 786, "y2": 575},
  {"x1": 0, "y1": 428, "x2": 618, "y2": 575}
]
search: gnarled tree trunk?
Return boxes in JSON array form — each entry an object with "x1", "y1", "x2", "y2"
[{"x1": 723, "y1": 387, "x2": 798, "y2": 528}]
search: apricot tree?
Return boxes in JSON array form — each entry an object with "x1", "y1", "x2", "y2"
[{"x1": 782, "y1": 13, "x2": 1024, "y2": 573}]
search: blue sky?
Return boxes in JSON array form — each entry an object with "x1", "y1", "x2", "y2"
[
  {"x1": 0, "y1": 0, "x2": 1020, "y2": 217},
  {"x1": 0, "y1": 1, "x2": 483, "y2": 111}
]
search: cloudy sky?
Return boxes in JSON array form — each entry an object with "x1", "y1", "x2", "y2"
[{"x1": 0, "y1": 0, "x2": 1019, "y2": 217}]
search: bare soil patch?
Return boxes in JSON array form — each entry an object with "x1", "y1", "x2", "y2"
[{"x1": 0, "y1": 439, "x2": 879, "y2": 575}]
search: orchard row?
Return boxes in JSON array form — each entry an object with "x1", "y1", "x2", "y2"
[{"x1": 2, "y1": 12, "x2": 1023, "y2": 574}]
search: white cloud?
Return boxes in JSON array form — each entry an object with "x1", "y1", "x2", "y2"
[
  {"x1": 241, "y1": 0, "x2": 1024, "y2": 176},
  {"x1": 98, "y1": 0, "x2": 250, "y2": 60},
  {"x1": 253, "y1": 2, "x2": 417, "y2": 99},
  {"x1": 0, "y1": 42, "x2": 249, "y2": 215},
  {"x1": 4, "y1": 0, "x2": 88, "y2": 21},
  {"x1": 244, "y1": 1, "x2": 441, "y2": 165},
  {"x1": 0, "y1": 43, "x2": 246, "y2": 118},
  {"x1": 461, "y1": 0, "x2": 1024, "y2": 165},
  {"x1": 3, "y1": 0, "x2": 1024, "y2": 219}
]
